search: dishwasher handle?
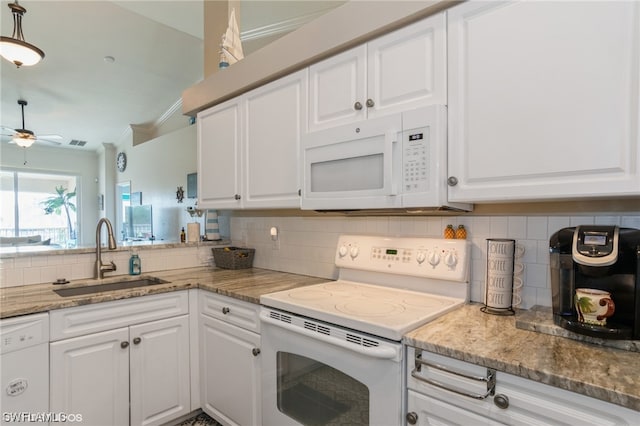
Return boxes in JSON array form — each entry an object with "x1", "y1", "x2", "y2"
[{"x1": 412, "y1": 355, "x2": 496, "y2": 400}]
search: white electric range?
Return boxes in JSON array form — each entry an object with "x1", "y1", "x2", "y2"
[{"x1": 260, "y1": 234, "x2": 470, "y2": 426}]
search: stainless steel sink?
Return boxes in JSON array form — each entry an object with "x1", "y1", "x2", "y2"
[{"x1": 53, "y1": 277, "x2": 169, "y2": 297}]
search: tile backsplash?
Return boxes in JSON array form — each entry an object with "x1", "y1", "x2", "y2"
[
  {"x1": 230, "y1": 213, "x2": 640, "y2": 309},
  {"x1": 0, "y1": 246, "x2": 214, "y2": 288}
]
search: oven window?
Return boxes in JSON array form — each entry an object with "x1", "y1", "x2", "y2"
[
  {"x1": 276, "y1": 352, "x2": 369, "y2": 426},
  {"x1": 310, "y1": 154, "x2": 383, "y2": 192}
]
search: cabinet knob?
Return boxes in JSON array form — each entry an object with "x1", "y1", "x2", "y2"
[
  {"x1": 406, "y1": 412, "x2": 418, "y2": 425},
  {"x1": 354, "y1": 101, "x2": 363, "y2": 111},
  {"x1": 222, "y1": 307, "x2": 230, "y2": 314},
  {"x1": 447, "y1": 176, "x2": 459, "y2": 187},
  {"x1": 298, "y1": 189, "x2": 301, "y2": 197},
  {"x1": 234, "y1": 194, "x2": 241, "y2": 200},
  {"x1": 366, "y1": 98, "x2": 375, "y2": 108},
  {"x1": 252, "y1": 347, "x2": 261, "y2": 356},
  {"x1": 120, "y1": 341, "x2": 129, "y2": 349},
  {"x1": 133, "y1": 337, "x2": 142, "y2": 345},
  {"x1": 494, "y1": 394, "x2": 510, "y2": 409}
]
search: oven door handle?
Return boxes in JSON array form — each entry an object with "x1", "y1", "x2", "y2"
[{"x1": 261, "y1": 312, "x2": 399, "y2": 360}]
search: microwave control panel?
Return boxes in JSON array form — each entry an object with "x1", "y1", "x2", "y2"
[{"x1": 402, "y1": 127, "x2": 429, "y2": 193}]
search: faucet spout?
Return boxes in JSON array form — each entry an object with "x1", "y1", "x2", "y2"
[{"x1": 95, "y1": 217, "x2": 117, "y2": 279}]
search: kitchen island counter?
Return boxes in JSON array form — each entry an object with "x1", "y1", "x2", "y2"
[
  {"x1": 404, "y1": 303, "x2": 640, "y2": 413},
  {"x1": 0, "y1": 266, "x2": 328, "y2": 319}
]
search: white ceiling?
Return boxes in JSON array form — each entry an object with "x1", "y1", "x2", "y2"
[{"x1": 0, "y1": 1, "x2": 343, "y2": 152}]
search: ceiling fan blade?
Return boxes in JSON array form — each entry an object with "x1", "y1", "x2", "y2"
[
  {"x1": 1, "y1": 125, "x2": 17, "y2": 133},
  {"x1": 37, "y1": 134, "x2": 63, "y2": 140},
  {"x1": 36, "y1": 138, "x2": 62, "y2": 146}
]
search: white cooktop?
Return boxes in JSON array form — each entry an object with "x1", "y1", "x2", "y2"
[
  {"x1": 261, "y1": 280, "x2": 464, "y2": 341},
  {"x1": 260, "y1": 235, "x2": 471, "y2": 341}
]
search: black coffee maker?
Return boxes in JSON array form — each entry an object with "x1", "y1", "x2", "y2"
[{"x1": 550, "y1": 225, "x2": 640, "y2": 340}]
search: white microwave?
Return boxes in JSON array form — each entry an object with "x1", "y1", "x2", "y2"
[{"x1": 301, "y1": 105, "x2": 471, "y2": 212}]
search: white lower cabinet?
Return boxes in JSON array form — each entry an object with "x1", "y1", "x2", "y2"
[
  {"x1": 406, "y1": 347, "x2": 640, "y2": 425},
  {"x1": 49, "y1": 291, "x2": 191, "y2": 426},
  {"x1": 199, "y1": 291, "x2": 261, "y2": 426}
]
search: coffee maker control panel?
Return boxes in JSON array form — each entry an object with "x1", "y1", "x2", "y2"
[{"x1": 572, "y1": 225, "x2": 618, "y2": 266}]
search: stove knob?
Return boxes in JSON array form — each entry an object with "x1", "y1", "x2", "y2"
[
  {"x1": 416, "y1": 251, "x2": 426, "y2": 264},
  {"x1": 427, "y1": 250, "x2": 441, "y2": 267},
  {"x1": 338, "y1": 245, "x2": 348, "y2": 258},
  {"x1": 350, "y1": 246, "x2": 360, "y2": 259},
  {"x1": 444, "y1": 251, "x2": 458, "y2": 268}
]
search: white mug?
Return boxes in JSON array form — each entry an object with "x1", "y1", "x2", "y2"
[
  {"x1": 512, "y1": 293, "x2": 522, "y2": 307},
  {"x1": 513, "y1": 262, "x2": 524, "y2": 276},
  {"x1": 513, "y1": 276, "x2": 523, "y2": 290}
]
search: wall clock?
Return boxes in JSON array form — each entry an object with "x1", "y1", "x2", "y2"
[{"x1": 117, "y1": 152, "x2": 127, "y2": 172}]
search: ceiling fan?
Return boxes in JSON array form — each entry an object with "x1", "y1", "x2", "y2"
[{"x1": 1, "y1": 100, "x2": 62, "y2": 148}]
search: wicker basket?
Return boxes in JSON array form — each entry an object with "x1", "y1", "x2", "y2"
[{"x1": 212, "y1": 247, "x2": 255, "y2": 269}]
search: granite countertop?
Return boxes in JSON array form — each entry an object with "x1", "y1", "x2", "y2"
[
  {"x1": 0, "y1": 266, "x2": 328, "y2": 319},
  {"x1": 3, "y1": 272, "x2": 638, "y2": 413},
  {"x1": 404, "y1": 303, "x2": 640, "y2": 412}
]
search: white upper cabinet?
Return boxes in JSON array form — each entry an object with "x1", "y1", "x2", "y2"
[
  {"x1": 447, "y1": 1, "x2": 640, "y2": 202},
  {"x1": 198, "y1": 99, "x2": 242, "y2": 209},
  {"x1": 308, "y1": 12, "x2": 446, "y2": 132},
  {"x1": 243, "y1": 70, "x2": 307, "y2": 208},
  {"x1": 198, "y1": 70, "x2": 307, "y2": 209}
]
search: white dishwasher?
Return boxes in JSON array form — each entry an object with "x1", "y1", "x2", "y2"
[{"x1": 1, "y1": 312, "x2": 49, "y2": 425}]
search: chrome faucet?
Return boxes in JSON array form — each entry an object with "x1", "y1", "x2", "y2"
[{"x1": 95, "y1": 217, "x2": 117, "y2": 279}]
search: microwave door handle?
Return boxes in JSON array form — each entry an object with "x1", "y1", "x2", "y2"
[{"x1": 386, "y1": 130, "x2": 399, "y2": 196}]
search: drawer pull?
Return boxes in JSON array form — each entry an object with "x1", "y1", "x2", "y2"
[
  {"x1": 494, "y1": 394, "x2": 510, "y2": 409},
  {"x1": 222, "y1": 307, "x2": 230, "y2": 315},
  {"x1": 412, "y1": 354, "x2": 496, "y2": 400}
]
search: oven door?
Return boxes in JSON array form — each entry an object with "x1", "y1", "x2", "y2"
[
  {"x1": 260, "y1": 308, "x2": 403, "y2": 426},
  {"x1": 301, "y1": 113, "x2": 402, "y2": 210}
]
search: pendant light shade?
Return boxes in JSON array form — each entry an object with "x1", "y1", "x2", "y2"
[{"x1": 0, "y1": 2, "x2": 44, "y2": 68}]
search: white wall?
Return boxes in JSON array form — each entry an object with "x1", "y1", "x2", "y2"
[
  {"x1": 114, "y1": 124, "x2": 200, "y2": 241},
  {"x1": 0, "y1": 144, "x2": 100, "y2": 246},
  {"x1": 229, "y1": 213, "x2": 640, "y2": 309}
]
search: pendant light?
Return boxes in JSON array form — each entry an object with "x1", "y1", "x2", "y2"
[{"x1": 0, "y1": 1, "x2": 44, "y2": 68}]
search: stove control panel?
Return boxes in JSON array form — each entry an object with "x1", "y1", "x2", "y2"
[{"x1": 335, "y1": 235, "x2": 470, "y2": 282}]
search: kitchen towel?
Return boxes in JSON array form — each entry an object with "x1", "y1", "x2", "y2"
[{"x1": 206, "y1": 210, "x2": 220, "y2": 240}]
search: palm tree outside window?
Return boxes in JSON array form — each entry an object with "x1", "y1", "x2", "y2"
[{"x1": 0, "y1": 170, "x2": 78, "y2": 247}]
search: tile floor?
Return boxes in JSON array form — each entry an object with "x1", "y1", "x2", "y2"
[{"x1": 174, "y1": 412, "x2": 221, "y2": 426}]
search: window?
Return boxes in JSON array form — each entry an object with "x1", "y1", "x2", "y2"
[{"x1": 0, "y1": 170, "x2": 78, "y2": 247}]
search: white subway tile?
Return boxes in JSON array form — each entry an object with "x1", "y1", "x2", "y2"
[{"x1": 526, "y1": 217, "x2": 548, "y2": 240}]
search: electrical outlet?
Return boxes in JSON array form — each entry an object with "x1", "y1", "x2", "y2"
[{"x1": 270, "y1": 226, "x2": 280, "y2": 250}]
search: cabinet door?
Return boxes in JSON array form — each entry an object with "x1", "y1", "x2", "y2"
[
  {"x1": 447, "y1": 1, "x2": 640, "y2": 202},
  {"x1": 407, "y1": 390, "x2": 505, "y2": 426},
  {"x1": 244, "y1": 70, "x2": 307, "y2": 208},
  {"x1": 367, "y1": 12, "x2": 446, "y2": 120},
  {"x1": 50, "y1": 327, "x2": 129, "y2": 426},
  {"x1": 200, "y1": 314, "x2": 261, "y2": 426},
  {"x1": 309, "y1": 45, "x2": 367, "y2": 131},
  {"x1": 130, "y1": 315, "x2": 190, "y2": 426},
  {"x1": 198, "y1": 98, "x2": 242, "y2": 208}
]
